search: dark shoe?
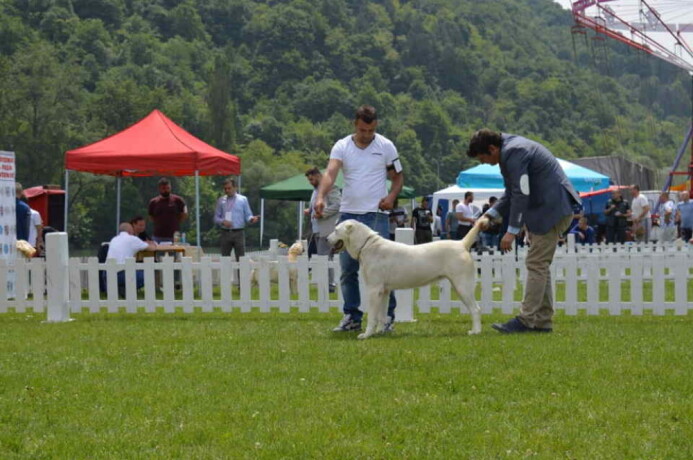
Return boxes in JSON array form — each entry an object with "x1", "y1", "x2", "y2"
[
  {"x1": 492, "y1": 316, "x2": 552, "y2": 334},
  {"x1": 328, "y1": 283, "x2": 336, "y2": 293},
  {"x1": 332, "y1": 314, "x2": 362, "y2": 332},
  {"x1": 382, "y1": 316, "x2": 395, "y2": 334}
]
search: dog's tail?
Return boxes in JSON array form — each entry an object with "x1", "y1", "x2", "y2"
[{"x1": 460, "y1": 217, "x2": 488, "y2": 252}]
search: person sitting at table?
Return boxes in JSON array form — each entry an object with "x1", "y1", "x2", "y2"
[
  {"x1": 106, "y1": 222, "x2": 157, "y2": 295},
  {"x1": 130, "y1": 215, "x2": 152, "y2": 242}
]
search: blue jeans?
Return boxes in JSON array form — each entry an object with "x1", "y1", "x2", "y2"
[
  {"x1": 117, "y1": 270, "x2": 145, "y2": 296},
  {"x1": 481, "y1": 232, "x2": 500, "y2": 250},
  {"x1": 339, "y1": 212, "x2": 396, "y2": 322}
]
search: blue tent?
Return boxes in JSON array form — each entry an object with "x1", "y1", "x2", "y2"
[{"x1": 457, "y1": 159, "x2": 610, "y2": 193}]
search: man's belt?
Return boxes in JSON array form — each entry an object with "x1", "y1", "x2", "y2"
[{"x1": 220, "y1": 227, "x2": 244, "y2": 232}]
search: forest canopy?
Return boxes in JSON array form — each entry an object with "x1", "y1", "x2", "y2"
[{"x1": 0, "y1": 0, "x2": 690, "y2": 248}]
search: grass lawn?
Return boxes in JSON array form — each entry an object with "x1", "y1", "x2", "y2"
[{"x1": 1, "y1": 311, "x2": 692, "y2": 459}]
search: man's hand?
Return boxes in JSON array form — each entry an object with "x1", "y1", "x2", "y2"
[
  {"x1": 222, "y1": 220, "x2": 232, "y2": 228},
  {"x1": 500, "y1": 232, "x2": 515, "y2": 253},
  {"x1": 304, "y1": 208, "x2": 311, "y2": 216},
  {"x1": 250, "y1": 216, "x2": 260, "y2": 224},
  {"x1": 314, "y1": 198, "x2": 325, "y2": 218},
  {"x1": 378, "y1": 196, "x2": 395, "y2": 211}
]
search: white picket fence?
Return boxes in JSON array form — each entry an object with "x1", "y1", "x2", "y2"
[{"x1": 1, "y1": 232, "x2": 693, "y2": 319}]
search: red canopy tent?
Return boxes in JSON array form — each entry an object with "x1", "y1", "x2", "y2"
[{"x1": 64, "y1": 110, "x2": 241, "y2": 246}]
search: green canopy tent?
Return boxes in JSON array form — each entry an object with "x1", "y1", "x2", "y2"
[{"x1": 259, "y1": 171, "x2": 415, "y2": 243}]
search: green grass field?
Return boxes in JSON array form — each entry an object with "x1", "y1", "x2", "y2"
[{"x1": 1, "y1": 310, "x2": 692, "y2": 459}]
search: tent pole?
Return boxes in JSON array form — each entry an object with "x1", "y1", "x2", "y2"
[
  {"x1": 195, "y1": 171, "x2": 201, "y2": 248},
  {"x1": 64, "y1": 170, "x2": 69, "y2": 232},
  {"x1": 260, "y1": 199, "x2": 265, "y2": 248},
  {"x1": 298, "y1": 201, "x2": 303, "y2": 241},
  {"x1": 116, "y1": 175, "x2": 121, "y2": 232}
]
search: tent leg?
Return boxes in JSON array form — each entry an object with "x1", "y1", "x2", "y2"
[
  {"x1": 298, "y1": 200, "x2": 303, "y2": 241},
  {"x1": 64, "y1": 170, "x2": 69, "y2": 233},
  {"x1": 260, "y1": 199, "x2": 265, "y2": 249},
  {"x1": 116, "y1": 175, "x2": 121, "y2": 232},
  {"x1": 195, "y1": 171, "x2": 201, "y2": 248}
]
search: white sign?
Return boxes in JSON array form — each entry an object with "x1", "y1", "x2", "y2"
[{"x1": 0, "y1": 151, "x2": 17, "y2": 298}]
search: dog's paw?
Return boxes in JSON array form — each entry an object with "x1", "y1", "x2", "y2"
[
  {"x1": 357, "y1": 333, "x2": 369, "y2": 340},
  {"x1": 467, "y1": 329, "x2": 481, "y2": 335}
]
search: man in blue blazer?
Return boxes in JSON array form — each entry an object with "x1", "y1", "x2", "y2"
[{"x1": 467, "y1": 129, "x2": 581, "y2": 333}]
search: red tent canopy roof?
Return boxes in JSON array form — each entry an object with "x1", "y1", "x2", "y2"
[
  {"x1": 24, "y1": 185, "x2": 65, "y2": 199},
  {"x1": 65, "y1": 110, "x2": 240, "y2": 177},
  {"x1": 579, "y1": 185, "x2": 628, "y2": 198}
]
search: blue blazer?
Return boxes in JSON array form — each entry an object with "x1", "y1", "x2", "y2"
[{"x1": 493, "y1": 134, "x2": 581, "y2": 235}]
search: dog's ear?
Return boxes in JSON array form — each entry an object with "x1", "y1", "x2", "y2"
[{"x1": 344, "y1": 221, "x2": 355, "y2": 233}]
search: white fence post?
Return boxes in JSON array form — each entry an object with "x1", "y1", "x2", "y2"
[
  {"x1": 45, "y1": 232, "x2": 71, "y2": 323},
  {"x1": 394, "y1": 227, "x2": 416, "y2": 322}
]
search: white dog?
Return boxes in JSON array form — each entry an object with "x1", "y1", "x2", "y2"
[
  {"x1": 327, "y1": 218, "x2": 487, "y2": 339},
  {"x1": 250, "y1": 241, "x2": 304, "y2": 294}
]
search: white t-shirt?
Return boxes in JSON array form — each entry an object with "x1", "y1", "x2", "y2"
[
  {"x1": 330, "y1": 133, "x2": 399, "y2": 214},
  {"x1": 661, "y1": 200, "x2": 676, "y2": 228},
  {"x1": 28, "y1": 209, "x2": 42, "y2": 247},
  {"x1": 455, "y1": 202, "x2": 475, "y2": 227},
  {"x1": 632, "y1": 194, "x2": 651, "y2": 220},
  {"x1": 107, "y1": 232, "x2": 149, "y2": 264}
]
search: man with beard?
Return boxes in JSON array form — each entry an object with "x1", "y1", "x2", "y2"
[{"x1": 148, "y1": 177, "x2": 188, "y2": 243}]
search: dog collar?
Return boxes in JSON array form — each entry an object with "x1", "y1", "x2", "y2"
[{"x1": 355, "y1": 233, "x2": 377, "y2": 261}]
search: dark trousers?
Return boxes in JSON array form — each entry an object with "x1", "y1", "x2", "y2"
[
  {"x1": 681, "y1": 227, "x2": 692, "y2": 242},
  {"x1": 457, "y1": 225, "x2": 472, "y2": 240},
  {"x1": 414, "y1": 228, "x2": 432, "y2": 244},
  {"x1": 606, "y1": 225, "x2": 626, "y2": 243},
  {"x1": 220, "y1": 229, "x2": 246, "y2": 261}
]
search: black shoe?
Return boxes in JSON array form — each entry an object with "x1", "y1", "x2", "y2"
[{"x1": 492, "y1": 316, "x2": 552, "y2": 334}]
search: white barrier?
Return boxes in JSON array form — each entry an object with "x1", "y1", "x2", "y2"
[{"x1": 2, "y1": 237, "x2": 693, "y2": 317}]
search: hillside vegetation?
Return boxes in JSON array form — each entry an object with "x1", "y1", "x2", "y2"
[{"x1": 0, "y1": 0, "x2": 690, "y2": 248}]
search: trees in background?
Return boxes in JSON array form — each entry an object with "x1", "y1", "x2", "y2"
[{"x1": 0, "y1": 0, "x2": 690, "y2": 248}]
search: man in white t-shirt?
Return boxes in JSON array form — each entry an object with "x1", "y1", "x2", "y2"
[
  {"x1": 455, "y1": 191, "x2": 476, "y2": 240},
  {"x1": 107, "y1": 222, "x2": 157, "y2": 292},
  {"x1": 631, "y1": 184, "x2": 651, "y2": 243},
  {"x1": 28, "y1": 208, "x2": 43, "y2": 249},
  {"x1": 314, "y1": 105, "x2": 404, "y2": 333},
  {"x1": 657, "y1": 191, "x2": 676, "y2": 243}
]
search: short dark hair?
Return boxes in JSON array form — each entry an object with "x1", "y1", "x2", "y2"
[
  {"x1": 631, "y1": 184, "x2": 640, "y2": 191},
  {"x1": 355, "y1": 105, "x2": 377, "y2": 124},
  {"x1": 467, "y1": 129, "x2": 502, "y2": 158},
  {"x1": 305, "y1": 167, "x2": 321, "y2": 177},
  {"x1": 464, "y1": 191, "x2": 473, "y2": 199},
  {"x1": 130, "y1": 215, "x2": 145, "y2": 225},
  {"x1": 489, "y1": 196, "x2": 498, "y2": 204},
  {"x1": 158, "y1": 177, "x2": 170, "y2": 186},
  {"x1": 224, "y1": 178, "x2": 237, "y2": 187}
]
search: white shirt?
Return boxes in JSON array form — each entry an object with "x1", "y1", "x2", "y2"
[
  {"x1": 28, "y1": 209, "x2": 42, "y2": 247},
  {"x1": 632, "y1": 194, "x2": 651, "y2": 220},
  {"x1": 455, "y1": 202, "x2": 475, "y2": 227},
  {"x1": 106, "y1": 232, "x2": 149, "y2": 264},
  {"x1": 661, "y1": 200, "x2": 676, "y2": 228},
  {"x1": 330, "y1": 133, "x2": 399, "y2": 214}
]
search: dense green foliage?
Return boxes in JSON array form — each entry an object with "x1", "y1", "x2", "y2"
[{"x1": 0, "y1": 0, "x2": 690, "y2": 249}]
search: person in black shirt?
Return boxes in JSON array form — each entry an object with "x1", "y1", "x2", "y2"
[
  {"x1": 604, "y1": 189, "x2": 630, "y2": 243},
  {"x1": 130, "y1": 215, "x2": 152, "y2": 242},
  {"x1": 411, "y1": 197, "x2": 433, "y2": 244}
]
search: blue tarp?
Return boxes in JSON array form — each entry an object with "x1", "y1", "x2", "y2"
[{"x1": 457, "y1": 159, "x2": 610, "y2": 193}]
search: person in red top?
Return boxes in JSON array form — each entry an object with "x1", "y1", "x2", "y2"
[{"x1": 148, "y1": 177, "x2": 188, "y2": 243}]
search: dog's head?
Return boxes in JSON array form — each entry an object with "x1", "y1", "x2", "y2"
[
  {"x1": 327, "y1": 220, "x2": 353, "y2": 254},
  {"x1": 327, "y1": 220, "x2": 377, "y2": 257},
  {"x1": 288, "y1": 241, "x2": 304, "y2": 257}
]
